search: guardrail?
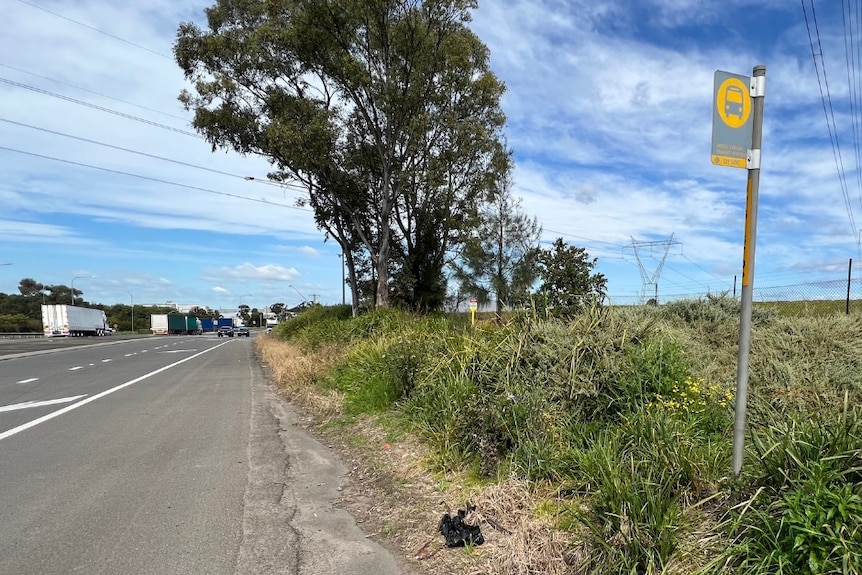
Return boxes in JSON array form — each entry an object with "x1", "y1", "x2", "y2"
[{"x1": 0, "y1": 332, "x2": 43, "y2": 339}]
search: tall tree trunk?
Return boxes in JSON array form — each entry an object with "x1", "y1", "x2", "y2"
[{"x1": 375, "y1": 236, "x2": 390, "y2": 308}]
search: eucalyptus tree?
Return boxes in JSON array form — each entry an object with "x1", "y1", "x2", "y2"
[{"x1": 175, "y1": 0, "x2": 506, "y2": 309}]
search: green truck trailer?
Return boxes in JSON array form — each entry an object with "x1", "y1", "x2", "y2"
[{"x1": 167, "y1": 314, "x2": 202, "y2": 335}]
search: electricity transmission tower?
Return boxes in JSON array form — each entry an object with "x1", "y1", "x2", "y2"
[{"x1": 628, "y1": 234, "x2": 680, "y2": 304}]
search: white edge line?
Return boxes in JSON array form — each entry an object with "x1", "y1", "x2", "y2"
[{"x1": 0, "y1": 340, "x2": 232, "y2": 442}]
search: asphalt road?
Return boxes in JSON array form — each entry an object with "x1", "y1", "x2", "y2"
[{"x1": 0, "y1": 336, "x2": 404, "y2": 575}]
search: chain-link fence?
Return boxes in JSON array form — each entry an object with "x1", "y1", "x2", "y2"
[
  {"x1": 752, "y1": 278, "x2": 862, "y2": 316},
  {"x1": 610, "y1": 277, "x2": 862, "y2": 317}
]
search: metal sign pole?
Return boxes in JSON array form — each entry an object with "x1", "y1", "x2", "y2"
[{"x1": 732, "y1": 64, "x2": 766, "y2": 475}]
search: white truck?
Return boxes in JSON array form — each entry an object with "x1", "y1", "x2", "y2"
[
  {"x1": 150, "y1": 314, "x2": 169, "y2": 335},
  {"x1": 42, "y1": 304, "x2": 110, "y2": 337}
]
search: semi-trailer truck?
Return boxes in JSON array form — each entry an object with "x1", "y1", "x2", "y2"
[
  {"x1": 151, "y1": 314, "x2": 202, "y2": 335},
  {"x1": 42, "y1": 304, "x2": 110, "y2": 337},
  {"x1": 167, "y1": 314, "x2": 201, "y2": 335},
  {"x1": 151, "y1": 314, "x2": 169, "y2": 335}
]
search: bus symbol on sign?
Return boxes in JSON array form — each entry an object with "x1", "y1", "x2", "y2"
[
  {"x1": 725, "y1": 85, "x2": 745, "y2": 119},
  {"x1": 711, "y1": 70, "x2": 753, "y2": 169}
]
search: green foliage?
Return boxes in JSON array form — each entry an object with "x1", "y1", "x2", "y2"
[
  {"x1": 175, "y1": 0, "x2": 506, "y2": 310},
  {"x1": 531, "y1": 238, "x2": 608, "y2": 314},
  {"x1": 661, "y1": 292, "x2": 777, "y2": 327},
  {"x1": 273, "y1": 304, "x2": 353, "y2": 347},
  {"x1": 325, "y1": 313, "x2": 450, "y2": 415},
  {"x1": 712, "y1": 406, "x2": 862, "y2": 574},
  {"x1": 0, "y1": 313, "x2": 40, "y2": 332},
  {"x1": 451, "y1": 149, "x2": 542, "y2": 312},
  {"x1": 280, "y1": 297, "x2": 862, "y2": 574}
]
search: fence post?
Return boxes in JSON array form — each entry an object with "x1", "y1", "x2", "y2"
[{"x1": 847, "y1": 259, "x2": 853, "y2": 315}]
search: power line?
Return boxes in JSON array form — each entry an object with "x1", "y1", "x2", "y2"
[
  {"x1": 0, "y1": 116, "x2": 309, "y2": 193},
  {"x1": 0, "y1": 63, "x2": 189, "y2": 122},
  {"x1": 680, "y1": 252, "x2": 725, "y2": 282},
  {"x1": 0, "y1": 145, "x2": 313, "y2": 213},
  {"x1": 802, "y1": 0, "x2": 858, "y2": 237},
  {"x1": 0, "y1": 77, "x2": 199, "y2": 138},
  {"x1": 13, "y1": 0, "x2": 172, "y2": 60},
  {"x1": 840, "y1": 0, "x2": 862, "y2": 219},
  {"x1": 543, "y1": 228, "x2": 627, "y2": 249}
]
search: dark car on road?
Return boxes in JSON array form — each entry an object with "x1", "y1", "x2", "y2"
[
  {"x1": 234, "y1": 326, "x2": 250, "y2": 337},
  {"x1": 217, "y1": 326, "x2": 234, "y2": 337}
]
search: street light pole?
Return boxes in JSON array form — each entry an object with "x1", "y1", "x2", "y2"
[
  {"x1": 126, "y1": 291, "x2": 134, "y2": 333},
  {"x1": 71, "y1": 275, "x2": 94, "y2": 305}
]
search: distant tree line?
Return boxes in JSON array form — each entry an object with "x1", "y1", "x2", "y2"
[{"x1": 0, "y1": 278, "x2": 177, "y2": 333}]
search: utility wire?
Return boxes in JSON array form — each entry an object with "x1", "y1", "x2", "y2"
[
  {"x1": 0, "y1": 145, "x2": 312, "y2": 213},
  {"x1": 802, "y1": 0, "x2": 858, "y2": 237},
  {"x1": 840, "y1": 0, "x2": 862, "y2": 218},
  {"x1": 680, "y1": 253, "x2": 726, "y2": 282},
  {"x1": 0, "y1": 63, "x2": 189, "y2": 122},
  {"x1": 13, "y1": 0, "x2": 172, "y2": 60},
  {"x1": 0, "y1": 117, "x2": 309, "y2": 193},
  {"x1": 0, "y1": 77, "x2": 199, "y2": 138}
]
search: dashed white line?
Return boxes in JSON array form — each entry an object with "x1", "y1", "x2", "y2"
[
  {"x1": 0, "y1": 341, "x2": 232, "y2": 441},
  {"x1": 68, "y1": 366, "x2": 83, "y2": 371},
  {"x1": 16, "y1": 377, "x2": 39, "y2": 384},
  {"x1": 101, "y1": 359, "x2": 112, "y2": 363},
  {"x1": 124, "y1": 353, "x2": 136, "y2": 357}
]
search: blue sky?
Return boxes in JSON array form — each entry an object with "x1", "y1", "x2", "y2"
[{"x1": 1, "y1": 0, "x2": 860, "y2": 311}]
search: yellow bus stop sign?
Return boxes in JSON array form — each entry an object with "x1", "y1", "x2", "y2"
[{"x1": 711, "y1": 70, "x2": 753, "y2": 169}]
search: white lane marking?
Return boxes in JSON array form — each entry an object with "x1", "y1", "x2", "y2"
[
  {"x1": 141, "y1": 350, "x2": 148, "y2": 353},
  {"x1": 124, "y1": 353, "x2": 136, "y2": 357},
  {"x1": 0, "y1": 395, "x2": 87, "y2": 413},
  {"x1": 88, "y1": 363, "x2": 95, "y2": 366},
  {"x1": 16, "y1": 378, "x2": 39, "y2": 384},
  {"x1": 0, "y1": 341, "x2": 232, "y2": 442},
  {"x1": 157, "y1": 349, "x2": 198, "y2": 354},
  {"x1": 102, "y1": 359, "x2": 112, "y2": 363},
  {"x1": 69, "y1": 366, "x2": 83, "y2": 371}
]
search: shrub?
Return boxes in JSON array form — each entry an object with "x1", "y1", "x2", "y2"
[{"x1": 712, "y1": 404, "x2": 862, "y2": 574}]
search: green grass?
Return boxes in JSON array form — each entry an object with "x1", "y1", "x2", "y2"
[{"x1": 276, "y1": 296, "x2": 862, "y2": 574}]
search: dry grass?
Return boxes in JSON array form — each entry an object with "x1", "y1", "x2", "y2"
[
  {"x1": 254, "y1": 334, "x2": 591, "y2": 575},
  {"x1": 465, "y1": 481, "x2": 590, "y2": 575},
  {"x1": 256, "y1": 335, "x2": 345, "y2": 416}
]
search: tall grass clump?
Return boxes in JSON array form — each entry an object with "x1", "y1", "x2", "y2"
[
  {"x1": 747, "y1": 313, "x2": 862, "y2": 414},
  {"x1": 273, "y1": 304, "x2": 352, "y2": 349},
  {"x1": 710, "y1": 400, "x2": 862, "y2": 574},
  {"x1": 400, "y1": 303, "x2": 740, "y2": 571},
  {"x1": 324, "y1": 311, "x2": 452, "y2": 416},
  {"x1": 266, "y1": 299, "x2": 862, "y2": 574}
]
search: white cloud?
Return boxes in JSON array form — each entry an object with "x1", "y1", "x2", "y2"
[
  {"x1": 0, "y1": 0, "x2": 857, "y2": 305},
  {"x1": 204, "y1": 263, "x2": 300, "y2": 282}
]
